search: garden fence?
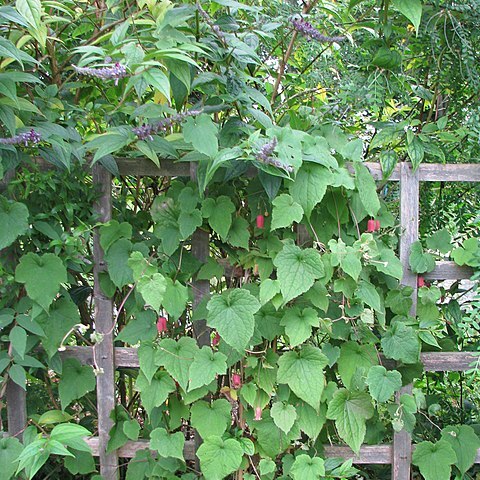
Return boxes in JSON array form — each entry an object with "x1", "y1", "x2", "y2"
[{"x1": 5, "y1": 161, "x2": 480, "y2": 480}]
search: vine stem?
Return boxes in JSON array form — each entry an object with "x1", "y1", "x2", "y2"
[{"x1": 270, "y1": 0, "x2": 319, "y2": 104}]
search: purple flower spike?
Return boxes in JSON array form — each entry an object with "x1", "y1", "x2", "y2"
[
  {"x1": 73, "y1": 62, "x2": 128, "y2": 84},
  {"x1": 291, "y1": 18, "x2": 345, "y2": 43},
  {"x1": 255, "y1": 138, "x2": 294, "y2": 173},
  {"x1": 0, "y1": 129, "x2": 41, "y2": 146},
  {"x1": 134, "y1": 110, "x2": 202, "y2": 140}
]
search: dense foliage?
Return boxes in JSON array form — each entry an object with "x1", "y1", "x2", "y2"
[{"x1": 0, "y1": 0, "x2": 479, "y2": 479}]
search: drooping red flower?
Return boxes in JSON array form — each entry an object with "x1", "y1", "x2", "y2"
[{"x1": 156, "y1": 316, "x2": 168, "y2": 334}]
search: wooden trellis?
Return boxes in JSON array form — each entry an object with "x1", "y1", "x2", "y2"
[{"x1": 5, "y1": 161, "x2": 480, "y2": 480}]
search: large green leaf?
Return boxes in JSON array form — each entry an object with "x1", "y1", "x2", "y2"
[
  {"x1": 381, "y1": 322, "x2": 420, "y2": 364},
  {"x1": 135, "y1": 371, "x2": 176, "y2": 416},
  {"x1": 326, "y1": 389, "x2": 374, "y2": 453},
  {"x1": 0, "y1": 436, "x2": 22, "y2": 480},
  {"x1": 392, "y1": 0, "x2": 423, "y2": 33},
  {"x1": 104, "y1": 238, "x2": 134, "y2": 288},
  {"x1": 206, "y1": 289, "x2": 261, "y2": 351},
  {"x1": 337, "y1": 342, "x2": 378, "y2": 390},
  {"x1": 58, "y1": 359, "x2": 96, "y2": 410},
  {"x1": 188, "y1": 346, "x2": 227, "y2": 391},
  {"x1": 296, "y1": 402, "x2": 327, "y2": 440},
  {"x1": 0, "y1": 196, "x2": 28, "y2": 250},
  {"x1": 353, "y1": 162, "x2": 380, "y2": 217},
  {"x1": 277, "y1": 345, "x2": 328, "y2": 411},
  {"x1": 270, "y1": 401, "x2": 297, "y2": 434},
  {"x1": 155, "y1": 337, "x2": 198, "y2": 391},
  {"x1": 202, "y1": 196, "x2": 235, "y2": 240},
  {"x1": 273, "y1": 243, "x2": 324, "y2": 304},
  {"x1": 183, "y1": 114, "x2": 218, "y2": 158},
  {"x1": 150, "y1": 427, "x2": 185, "y2": 460},
  {"x1": 190, "y1": 399, "x2": 231, "y2": 439},
  {"x1": 271, "y1": 194, "x2": 304, "y2": 230},
  {"x1": 441, "y1": 425, "x2": 480, "y2": 475},
  {"x1": 409, "y1": 241, "x2": 435, "y2": 274},
  {"x1": 15, "y1": 253, "x2": 67, "y2": 311},
  {"x1": 196, "y1": 436, "x2": 243, "y2": 480},
  {"x1": 366, "y1": 366, "x2": 402, "y2": 402},
  {"x1": 280, "y1": 307, "x2": 319, "y2": 347},
  {"x1": 290, "y1": 455, "x2": 325, "y2": 480},
  {"x1": 136, "y1": 273, "x2": 167, "y2": 312},
  {"x1": 412, "y1": 440, "x2": 457, "y2": 480},
  {"x1": 288, "y1": 164, "x2": 333, "y2": 217}
]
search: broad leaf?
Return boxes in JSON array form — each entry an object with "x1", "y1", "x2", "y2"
[
  {"x1": 280, "y1": 307, "x2": 319, "y2": 347},
  {"x1": 150, "y1": 427, "x2": 185, "y2": 460},
  {"x1": 274, "y1": 243, "x2": 324, "y2": 304},
  {"x1": 326, "y1": 389, "x2": 374, "y2": 453},
  {"x1": 59, "y1": 359, "x2": 96, "y2": 410},
  {"x1": 366, "y1": 366, "x2": 402, "y2": 402},
  {"x1": 190, "y1": 399, "x2": 231, "y2": 438},
  {"x1": 271, "y1": 194, "x2": 304, "y2": 230},
  {"x1": 290, "y1": 454, "x2": 325, "y2": 480},
  {"x1": 136, "y1": 273, "x2": 167, "y2": 312},
  {"x1": 202, "y1": 196, "x2": 235, "y2": 240},
  {"x1": 196, "y1": 436, "x2": 243, "y2": 480},
  {"x1": 412, "y1": 440, "x2": 457, "y2": 480},
  {"x1": 277, "y1": 345, "x2": 328, "y2": 410},
  {"x1": 354, "y1": 162, "x2": 380, "y2": 217},
  {"x1": 381, "y1": 322, "x2": 420, "y2": 364},
  {"x1": 441, "y1": 425, "x2": 480, "y2": 475},
  {"x1": 162, "y1": 277, "x2": 188, "y2": 320},
  {"x1": 393, "y1": 0, "x2": 423, "y2": 33},
  {"x1": 0, "y1": 437, "x2": 23, "y2": 480},
  {"x1": 409, "y1": 241, "x2": 435, "y2": 274},
  {"x1": 188, "y1": 346, "x2": 227, "y2": 391},
  {"x1": 270, "y1": 401, "x2": 297, "y2": 434},
  {"x1": 207, "y1": 289, "x2": 261, "y2": 351},
  {"x1": 135, "y1": 371, "x2": 176, "y2": 416},
  {"x1": 183, "y1": 114, "x2": 218, "y2": 158},
  {"x1": 0, "y1": 196, "x2": 28, "y2": 250},
  {"x1": 337, "y1": 342, "x2": 378, "y2": 390},
  {"x1": 15, "y1": 253, "x2": 67, "y2": 311}
]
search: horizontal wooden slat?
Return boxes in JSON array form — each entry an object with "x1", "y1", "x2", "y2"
[
  {"x1": 61, "y1": 347, "x2": 480, "y2": 372},
  {"x1": 424, "y1": 261, "x2": 473, "y2": 280}
]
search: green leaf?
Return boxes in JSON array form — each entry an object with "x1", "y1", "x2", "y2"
[
  {"x1": 354, "y1": 162, "x2": 380, "y2": 217},
  {"x1": 280, "y1": 307, "x2": 319, "y2": 347},
  {"x1": 202, "y1": 196, "x2": 235, "y2": 240},
  {"x1": 9, "y1": 326, "x2": 27, "y2": 360},
  {"x1": 277, "y1": 345, "x2": 328, "y2": 411},
  {"x1": 162, "y1": 278, "x2": 188, "y2": 320},
  {"x1": 116, "y1": 310, "x2": 157, "y2": 344},
  {"x1": 135, "y1": 371, "x2": 176, "y2": 416},
  {"x1": 143, "y1": 68, "x2": 171, "y2": 102},
  {"x1": 15, "y1": 253, "x2": 67, "y2": 311},
  {"x1": 0, "y1": 196, "x2": 29, "y2": 250},
  {"x1": 406, "y1": 135, "x2": 425, "y2": 170},
  {"x1": 183, "y1": 114, "x2": 218, "y2": 158},
  {"x1": 137, "y1": 273, "x2": 167, "y2": 312},
  {"x1": 270, "y1": 401, "x2": 297, "y2": 434},
  {"x1": 366, "y1": 366, "x2": 402, "y2": 402},
  {"x1": 356, "y1": 280, "x2": 383, "y2": 313},
  {"x1": 64, "y1": 450, "x2": 96, "y2": 475},
  {"x1": 296, "y1": 402, "x2": 327, "y2": 440},
  {"x1": 207, "y1": 289, "x2": 261, "y2": 351},
  {"x1": 381, "y1": 322, "x2": 420, "y2": 364},
  {"x1": 123, "y1": 420, "x2": 140, "y2": 441},
  {"x1": 190, "y1": 399, "x2": 231, "y2": 439},
  {"x1": 150, "y1": 428, "x2": 185, "y2": 461},
  {"x1": 226, "y1": 217, "x2": 250, "y2": 249},
  {"x1": 441, "y1": 425, "x2": 480, "y2": 475},
  {"x1": 99, "y1": 220, "x2": 132, "y2": 253},
  {"x1": 155, "y1": 337, "x2": 198, "y2": 391},
  {"x1": 288, "y1": 164, "x2": 333, "y2": 217},
  {"x1": 0, "y1": 437, "x2": 23, "y2": 480},
  {"x1": 337, "y1": 342, "x2": 378, "y2": 390},
  {"x1": 178, "y1": 209, "x2": 202, "y2": 239},
  {"x1": 290, "y1": 454, "x2": 325, "y2": 480},
  {"x1": 196, "y1": 436, "x2": 243, "y2": 480},
  {"x1": 271, "y1": 194, "x2": 304, "y2": 230},
  {"x1": 274, "y1": 243, "x2": 324, "y2": 304},
  {"x1": 392, "y1": 0, "x2": 423, "y2": 33},
  {"x1": 412, "y1": 440, "x2": 457, "y2": 480},
  {"x1": 409, "y1": 240, "x2": 435, "y2": 274},
  {"x1": 59, "y1": 359, "x2": 96, "y2": 410},
  {"x1": 326, "y1": 389, "x2": 374, "y2": 453},
  {"x1": 426, "y1": 228, "x2": 451, "y2": 254},
  {"x1": 88, "y1": 133, "x2": 132, "y2": 164},
  {"x1": 50, "y1": 423, "x2": 91, "y2": 451},
  {"x1": 9, "y1": 364, "x2": 26, "y2": 390},
  {"x1": 127, "y1": 251, "x2": 157, "y2": 281},
  {"x1": 36, "y1": 297, "x2": 80, "y2": 357},
  {"x1": 379, "y1": 150, "x2": 398, "y2": 179},
  {"x1": 104, "y1": 238, "x2": 134, "y2": 287},
  {"x1": 188, "y1": 346, "x2": 227, "y2": 391}
]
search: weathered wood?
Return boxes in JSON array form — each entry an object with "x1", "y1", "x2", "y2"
[
  {"x1": 393, "y1": 163, "x2": 420, "y2": 480},
  {"x1": 425, "y1": 261, "x2": 473, "y2": 280},
  {"x1": 92, "y1": 164, "x2": 118, "y2": 480},
  {"x1": 6, "y1": 380, "x2": 27, "y2": 439}
]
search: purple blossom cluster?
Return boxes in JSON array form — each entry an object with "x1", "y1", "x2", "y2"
[
  {"x1": 255, "y1": 138, "x2": 294, "y2": 173},
  {"x1": 133, "y1": 110, "x2": 202, "y2": 140},
  {"x1": 0, "y1": 129, "x2": 41, "y2": 146},
  {"x1": 291, "y1": 18, "x2": 345, "y2": 43},
  {"x1": 73, "y1": 62, "x2": 127, "y2": 85}
]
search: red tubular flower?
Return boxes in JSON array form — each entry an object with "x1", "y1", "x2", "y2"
[
  {"x1": 212, "y1": 331, "x2": 221, "y2": 346},
  {"x1": 254, "y1": 406, "x2": 262, "y2": 421},
  {"x1": 156, "y1": 316, "x2": 168, "y2": 333},
  {"x1": 366, "y1": 219, "x2": 376, "y2": 232},
  {"x1": 417, "y1": 276, "x2": 425, "y2": 288},
  {"x1": 231, "y1": 373, "x2": 242, "y2": 389},
  {"x1": 256, "y1": 214, "x2": 265, "y2": 229}
]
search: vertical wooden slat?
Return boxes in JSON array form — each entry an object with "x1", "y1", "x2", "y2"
[
  {"x1": 1, "y1": 169, "x2": 27, "y2": 439},
  {"x1": 190, "y1": 164, "x2": 211, "y2": 467},
  {"x1": 393, "y1": 162, "x2": 420, "y2": 480},
  {"x1": 92, "y1": 164, "x2": 118, "y2": 479}
]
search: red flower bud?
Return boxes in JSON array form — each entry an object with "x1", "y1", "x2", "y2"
[
  {"x1": 232, "y1": 373, "x2": 242, "y2": 389},
  {"x1": 212, "y1": 331, "x2": 220, "y2": 346},
  {"x1": 375, "y1": 220, "x2": 381, "y2": 231},
  {"x1": 256, "y1": 214, "x2": 265, "y2": 229},
  {"x1": 156, "y1": 316, "x2": 168, "y2": 333},
  {"x1": 366, "y1": 219, "x2": 376, "y2": 232},
  {"x1": 417, "y1": 276, "x2": 425, "y2": 288},
  {"x1": 254, "y1": 406, "x2": 262, "y2": 421}
]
